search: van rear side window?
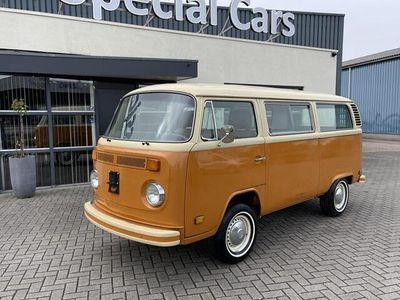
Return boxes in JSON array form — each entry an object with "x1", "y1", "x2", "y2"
[
  {"x1": 317, "y1": 104, "x2": 353, "y2": 131},
  {"x1": 265, "y1": 102, "x2": 313, "y2": 135}
]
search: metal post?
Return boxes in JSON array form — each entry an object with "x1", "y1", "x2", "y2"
[
  {"x1": 45, "y1": 78, "x2": 56, "y2": 186},
  {"x1": 0, "y1": 156, "x2": 5, "y2": 191}
]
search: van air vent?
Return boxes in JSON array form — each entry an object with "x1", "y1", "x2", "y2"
[{"x1": 350, "y1": 104, "x2": 362, "y2": 127}]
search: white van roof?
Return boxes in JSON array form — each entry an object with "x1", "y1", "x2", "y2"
[{"x1": 127, "y1": 83, "x2": 351, "y2": 102}]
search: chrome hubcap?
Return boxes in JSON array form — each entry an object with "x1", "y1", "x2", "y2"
[
  {"x1": 230, "y1": 220, "x2": 247, "y2": 246},
  {"x1": 334, "y1": 182, "x2": 347, "y2": 212},
  {"x1": 225, "y1": 212, "x2": 254, "y2": 257}
]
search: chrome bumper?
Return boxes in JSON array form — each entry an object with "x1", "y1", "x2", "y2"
[{"x1": 358, "y1": 174, "x2": 366, "y2": 184}]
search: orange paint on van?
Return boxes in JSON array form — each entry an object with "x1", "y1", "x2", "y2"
[
  {"x1": 85, "y1": 84, "x2": 364, "y2": 248},
  {"x1": 93, "y1": 144, "x2": 188, "y2": 230},
  {"x1": 185, "y1": 143, "x2": 266, "y2": 238}
]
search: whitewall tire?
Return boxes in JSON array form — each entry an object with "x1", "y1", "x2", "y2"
[
  {"x1": 320, "y1": 179, "x2": 350, "y2": 217},
  {"x1": 211, "y1": 204, "x2": 257, "y2": 264}
]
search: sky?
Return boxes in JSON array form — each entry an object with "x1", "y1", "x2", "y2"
[{"x1": 216, "y1": 0, "x2": 400, "y2": 61}]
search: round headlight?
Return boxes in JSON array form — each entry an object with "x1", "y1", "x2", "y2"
[
  {"x1": 90, "y1": 170, "x2": 99, "y2": 189},
  {"x1": 146, "y1": 183, "x2": 165, "y2": 207}
]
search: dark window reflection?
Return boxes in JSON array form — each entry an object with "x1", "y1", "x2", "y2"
[
  {"x1": 50, "y1": 79, "x2": 94, "y2": 111},
  {"x1": 52, "y1": 115, "x2": 95, "y2": 147},
  {"x1": 55, "y1": 150, "x2": 93, "y2": 185},
  {"x1": 0, "y1": 75, "x2": 46, "y2": 110},
  {"x1": 0, "y1": 115, "x2": 48, "y2": 150}
]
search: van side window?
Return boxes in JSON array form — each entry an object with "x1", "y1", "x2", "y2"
[
  {"x1": 265, "y1": 102, "x2": 313, "y2": 135},
  {"x1": 201, "y1": 101, "x2": 258, "y2": 140},
  {"x1": 201, "y1": 102, "x2": 217, "y2": 140},
  {"x1": 317, "y1": 104, "x2": 353, "y2": 131}
]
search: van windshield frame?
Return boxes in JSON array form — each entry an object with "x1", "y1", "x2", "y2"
[{"x1": 104, "y1": 92, "x2": 196, "y2": 143}]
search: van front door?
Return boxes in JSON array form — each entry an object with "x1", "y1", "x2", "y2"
[
  {"x1": 263, "y1": 101, "x2": 319, "y2": 213},
  {"x1": 185, "y1": 100, "x2": 266, "y2": 238}
]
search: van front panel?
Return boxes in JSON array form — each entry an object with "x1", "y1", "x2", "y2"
[{"x1": 93, "y1": 143, "x2": 188, "y2": 229}]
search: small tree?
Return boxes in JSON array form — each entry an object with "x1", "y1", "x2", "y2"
[{"x1": 11, "y1": 99, "x2": 28, "y2": 158}]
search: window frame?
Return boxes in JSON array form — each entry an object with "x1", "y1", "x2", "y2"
[
  {"x1": 316, "y1": 102, "x2": 354, "y2": 132},
  {"x1": 264, "y1": 100, "x2": 316, "y2": 137},
  {"x1": 104, "y1": 91, "x2": 197, "y2": 144},
  {"x1": 200, "y1": 99, "x2": 259, "y2": 142},
  {"x1": 201, "y1": 100, "x2": 218, "y2": 141}
]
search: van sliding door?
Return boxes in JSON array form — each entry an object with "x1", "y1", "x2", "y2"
[{"x1": 263, "y1": 101, "x2": 319, "y2": 213}]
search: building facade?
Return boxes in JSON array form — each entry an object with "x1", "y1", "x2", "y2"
[
  {"x1": 342, "y1": 48, "x2": 400, "y2": 135},
  {"x1": 0, "y1": 1, "x2": 344, "y2": 191}
]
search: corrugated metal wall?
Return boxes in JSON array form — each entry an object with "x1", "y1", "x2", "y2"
[
  {"x1": 341, "y1": 68, "x2": 350, "y2": 98},
  {"x1": 342, "y1": 58, "x2": 400, "y2": 134},
  {"x1": 0, "y1": 0, "x2": 344, "y2": 93}
]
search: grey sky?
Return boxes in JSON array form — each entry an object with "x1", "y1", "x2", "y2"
[{"x1": 217, "y1": 0, "x2": 400, "y2": 61}]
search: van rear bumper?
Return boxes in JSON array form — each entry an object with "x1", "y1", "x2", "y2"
[
  {"x1": 84, "y1": 202, "x2": 181, "y2": 247},
  {"x1": 358, "y1": 174, "x2": 366, "y2": 184}
]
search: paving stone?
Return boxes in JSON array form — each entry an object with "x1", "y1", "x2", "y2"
[{"x1": 0, "y1": 141, "x2": 399, "y2": 299}]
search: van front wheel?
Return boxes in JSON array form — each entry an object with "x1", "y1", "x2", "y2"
[
  {"x1": 211, "y1": 204, "x2": 257, "y2": 264},
  {"x1": 320, "y1": 179, "x2": 349, "y2": 217}
]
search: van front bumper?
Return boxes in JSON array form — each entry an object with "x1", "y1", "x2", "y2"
[{"x1": 84, "y1": 202, "x2": 181, "y2": 247}]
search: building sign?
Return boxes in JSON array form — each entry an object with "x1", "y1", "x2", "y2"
[{"x1": 60, "y1": 0, "x2": 296, "y2": 37}]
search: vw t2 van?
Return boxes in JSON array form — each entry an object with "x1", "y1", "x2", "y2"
[{"x1": 84, "y1": 84, "x2": 365, "y2": 263}]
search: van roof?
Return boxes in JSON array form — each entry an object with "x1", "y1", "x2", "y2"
[{"x1": 127, "y1": 83, "x2": 351, "y2": 102}]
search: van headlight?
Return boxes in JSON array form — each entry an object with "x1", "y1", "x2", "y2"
[
  {"x1": 90, "y1": 170, "x2": 99, "y2": 189},
  {"x1": 146, "y1": 182, "x2": 165, "y2": 207}
]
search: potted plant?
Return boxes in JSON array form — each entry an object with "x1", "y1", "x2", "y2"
[{"x1": 9, "y1": 99, "x2": 36, "y2": 198}]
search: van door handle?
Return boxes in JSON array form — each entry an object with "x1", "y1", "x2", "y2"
[{"x1": 255, "y1": 156, "x2": 266, "y2": 162}]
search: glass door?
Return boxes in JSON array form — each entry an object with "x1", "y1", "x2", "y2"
[
  {"x1": 0, "y1": 75, "x2": 51, "y2": 190},
  {"x1": 0, "y1": 75, "x2": 96, "y2": 191},
  {"x1": 50, "y1": 78, "x2": 96, "y2": 185}
]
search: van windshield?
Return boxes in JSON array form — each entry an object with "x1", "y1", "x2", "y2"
[{"x1": 105, "y1": 92, "x2": 195, "y2": 143}]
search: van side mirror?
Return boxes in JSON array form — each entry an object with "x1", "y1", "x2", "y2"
[{"x1": 220, "y1": 125, "x2": 235, "y2": 144}]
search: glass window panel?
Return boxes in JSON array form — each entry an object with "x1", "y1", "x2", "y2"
[
  {"x1": 0, "y1": 115, "x2": 48, "y2": 150},
  {"x1": 211, "y1": 101, "x2": 257, "y2": 139},
  {"x1": 317, "y1": 104, "x2": 353, "y2": 131},
  {"x1": 106, "y1": 93, "x2": 195, "y2": 142},
  {"x1": 50, "y1": 79, "x2": 94, "y2": 112},
  {"x1": 0, "y1": 75, "x2": 46, "y2": 111},
  {"x1": 52, "y1": 115, "x2": 95, "y2": 147},
  {"x1": 201, "y1": 102, "x2": 217, "y2": 140},
  {"x1": 266, "y1": 102, "x2": 313, "y2": 135},
  {"x1": 290, "y1": 105, "x2": 313, "y2": 132},
  {"x1": 1, "y1": 153, "x2": 51, "y2": 190},
  {"x1": 55, "y1": 150, "x2": 93, "y2": 185}
]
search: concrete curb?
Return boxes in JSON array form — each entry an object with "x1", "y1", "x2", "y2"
[{"x1": 363, "y1": 133, "x2": 400, "y2": 142}]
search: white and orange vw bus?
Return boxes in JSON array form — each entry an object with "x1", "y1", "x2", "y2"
[{"x1": 84, "y1": 84, "x2": 365, "y2": 263}]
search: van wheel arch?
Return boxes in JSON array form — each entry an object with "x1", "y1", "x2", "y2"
[
  {"x1": 226, "y1": 191, "x2": 261, "y2": 219},
  {"x1": 344, "y1": 175, "x2": 353, "y2": 185},
  {"x1": 328, "y1": 174, "x2": 353, "y2": 190}
]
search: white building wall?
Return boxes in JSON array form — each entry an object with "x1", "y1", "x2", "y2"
[{"x1": 0, "y1": 8, "x2": 337, "y2": 94}]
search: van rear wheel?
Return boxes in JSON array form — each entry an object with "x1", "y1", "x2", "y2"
[
  {"x1": 210, "y1": 204, "x2": 257, "y2": 264},
  {"x1": 320, "y1": 179, "x2": 349, "y2": 217}
]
